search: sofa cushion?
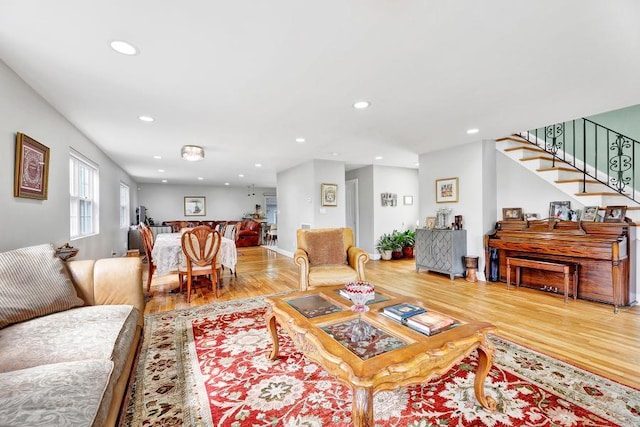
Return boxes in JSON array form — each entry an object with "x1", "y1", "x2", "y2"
[
  {"x1": 0, "y1": 244, "x2": 84, "y2": 329},
  {"x1": 0, "y1": 359, "x2": 114, "y2": 427},
  {"x1": 305, "y1": 229, "x2": 346, "y2": 266},
  {"x1": 0, "y1": 305, "x2": 139, "y2": 377}
]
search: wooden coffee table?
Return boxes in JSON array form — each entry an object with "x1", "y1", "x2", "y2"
[{"x1": 265, "y1": 286, "x2": 497, "y2": 426}]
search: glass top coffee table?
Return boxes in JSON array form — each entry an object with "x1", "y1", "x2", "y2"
[{"x1": 265, "y1": 285, "x2": 497, "y2": 427}]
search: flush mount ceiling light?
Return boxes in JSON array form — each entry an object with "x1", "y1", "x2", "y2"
[
  {"x1": 138, "y1": 115, "x2": 154, "y2": 122},
  {"x1": 467, "y1": 128, "x2": 480, "y2": 134},
  {"x1": 295, "y1": 137, "x2": 306, "y2": 143},
  {"x1": 110, "y1": 40, "x2": 138, "y2": 55},
  {"x1": 353, "y1": 100, "x2": 371, "y2": 109},
  {"x1": 181, "y1": 145, "x2": 204, "y2": 161}
]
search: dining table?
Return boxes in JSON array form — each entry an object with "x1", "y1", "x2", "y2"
[{"x1": 151, "y1": 232, "x2": 237, "y2": 276}]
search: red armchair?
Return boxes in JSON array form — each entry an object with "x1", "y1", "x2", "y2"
[{"x1": 236, "y1": 220, "x2": 262, "y2": 247}]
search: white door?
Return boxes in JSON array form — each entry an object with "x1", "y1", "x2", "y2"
[{"x1": 345, "y1": 179, "x2": 359, "y2": 246}]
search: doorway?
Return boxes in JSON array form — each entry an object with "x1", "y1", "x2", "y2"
[{"x1": 345, "y1": 179, "x2": 359, "y2": 246}]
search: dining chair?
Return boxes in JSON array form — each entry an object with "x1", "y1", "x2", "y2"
[
  {"x1": 138, "y1": 222, "x2": 155, "y2": 291},
  {"x1": 223, "y1": 223, "x2": 238, "y2": 242},
  {"x1": 178, "y1": 226, "x2": 222, "y2": 302},
  {"x1": 266, "y1": 224, "x2": 278, "y2": 245}
]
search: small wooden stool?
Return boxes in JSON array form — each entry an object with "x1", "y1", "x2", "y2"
[
  {"x1": 506, "y1": 257, "x2": 578, "y2": 304},
  {"x1": 465, "y1": 256, "x2": 479, "y2": 282}
]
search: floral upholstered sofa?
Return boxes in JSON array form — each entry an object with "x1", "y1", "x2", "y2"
[{"x1": 0, "y1": 243, "x2": 144, "y2": 427}]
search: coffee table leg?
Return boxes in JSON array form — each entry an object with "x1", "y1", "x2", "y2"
[
  {"x1": 265, "y1": 309, "x2": 280, "y2": 361},
  {"x1": 352, "y1": 386, "x2": 374, "y2": 427},
  {"x1": 474, "y1": 343, "x2": 497, "y2": 411}
]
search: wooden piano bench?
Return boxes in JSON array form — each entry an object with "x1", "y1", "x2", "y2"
[{"x1": 506, "y1": 257, "x2": 578, "y2": 304}]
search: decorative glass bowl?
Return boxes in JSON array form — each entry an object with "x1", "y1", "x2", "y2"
[{"x1": 345, "y1": 281, "x2": 375, "y2": 313}]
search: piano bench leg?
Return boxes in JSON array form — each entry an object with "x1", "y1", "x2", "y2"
[{"x1": 506, "y1": 260, "x2": 511, "y2": 290}]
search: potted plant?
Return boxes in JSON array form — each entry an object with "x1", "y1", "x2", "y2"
[
  {"x1": 390, "y1": 230, "x2": 404, "y2": 259},
  {"x1": 401, "y1": 229, "x2": 416, "y2": 259},
  {"x1": 375, "y1": 233, "x2": 394, "y2": 260}
]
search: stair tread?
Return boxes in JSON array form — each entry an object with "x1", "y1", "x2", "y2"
[
  {"x1": 520, "y1": 155, "x2": 555, "y2": 161},
  {"x1": 504, "y1": 146, "x2": 544, "y2": 153},
  {"x1": 574, "y1": 192, "x2": 630, "y2": 196},
  {"x1": 555, "y1": 179, "x2": 599, "y2": 184},
  {"x1": 537, "y1": 166, "x2": 580, "y2": 173}
]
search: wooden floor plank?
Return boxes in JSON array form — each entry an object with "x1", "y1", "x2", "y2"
[{"x1": 144, "y1": 246, "x2": 640, "y2": 389}]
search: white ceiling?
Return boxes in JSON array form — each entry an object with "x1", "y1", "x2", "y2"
[{"x1": 1, "y1": 1, "x2": 640, "y2": 188}]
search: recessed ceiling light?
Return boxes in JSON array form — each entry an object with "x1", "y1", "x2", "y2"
[
  {"x1": 153, "y1": 155, "x2": 162, "y2": 159},
  {"x1": 158, "y1": 169, "x2": 165, "y2": 173},
  {"x1": 224, "y1": 182, "x2": 230, "y2": 186},
  {"x1": 353, "y1": 101, "x2": 370, "y2": 109},
  {"x1": 295, "y1": 137, "x2": 306, "y2": 143},
  {"x1": 238, "y1": 174, "x2": 245, "y2": 178},
  {"x1": 375, "y1": 156, "x2": 383, "y2": 160},
  {"x1": 415, "y1": 162, "x2": 420, "y2": 166},
  {"x1": 197, "y1": 177, "x2": 204, "y2": 180},
  {"x1": 331, "y1": 152, "x2": 339, "y2": 157},
  {"x1": 138, "y1": 115, "x2": 154, "y2": 122},
  {"x1": 161, "y1": 179, "x2": 168, "y2": 183},
  {"x1": 110, "y1": 40, "x2": 138, "y2": 55},
  {"x1": 255, "y1": 163, "x2": 262, "y2": 168},
  {"x1": 467, "y1": 128, "x2": 479, "y2": 134}
]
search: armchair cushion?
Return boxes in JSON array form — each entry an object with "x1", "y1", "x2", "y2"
[
  {"x1": 305, "y1": 228, "x2": 346, "y2": 266},
  {"x1": 0, "y1": 243, "x2": 84, "y2": 329}
]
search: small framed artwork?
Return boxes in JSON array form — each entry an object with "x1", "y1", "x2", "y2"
[
  {"x1": 184, "y1": 196, "x2": 206, "y2": 216},
  {"x1": 549, "y1": 201, "x2": 571, "y2": 220},
  {"x1": 403, "y1": 195, "x2": 413, "y2": 205},
  {"x1": 14, "y1": 132, "x2": 50, "y2": 200},
  {"x1": 502, "y1": 207, "x2": 524, "y2": 220},
  {"x1": 580, "y1": 206, "x2": 599, "y2": 222},
  {"x1": 603, "y1": 205, "x2": 626, "y2": 223},
  {"x1": 381, "y1": 192, "x2": 397, "y2": 207},
  {"x1": 426, "y1": 217, "x2": 436, "y2": 229},
  {"x1": 321, "y1": 183, "x2": 338, "y2": 207},
  {"x1": 435, "y1": 177, "x2": 458, "y2": 203},
  {"x1": 524, "y1": 213, "x2": 539, "y2": 221}
]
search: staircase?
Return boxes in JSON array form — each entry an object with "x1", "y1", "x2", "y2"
[{"x1": 496, "y1": 134, "x2": 640, "y2": 222}]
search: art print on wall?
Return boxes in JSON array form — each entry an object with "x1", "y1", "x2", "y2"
[
  {"x1": 184, "y1": 196, "x2": 206, "y2": 216},
  {"x1": 14, "y1": 132, "x2": 50, "y2": 200},
  {"x1": 435, "y1": 177, "x2": 458, "y2": 203},
  {"x1": 321, "y1": 183, "x2": 338, "y2": 206}
]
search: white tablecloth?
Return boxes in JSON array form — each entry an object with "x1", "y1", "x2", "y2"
[{"x1": 151, "y1": 233, "x2": 237, "y2": 275}]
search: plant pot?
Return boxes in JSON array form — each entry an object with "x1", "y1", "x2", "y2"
[
  {"x1": 380, "y1": 250, "x2": 392, "y2": 260},
  {"x1": 402, "y1": 246, "x2": 414, "y2": 259},
  {"x1": 391, "y1": 250, "x2": 403, "y2": 259}
]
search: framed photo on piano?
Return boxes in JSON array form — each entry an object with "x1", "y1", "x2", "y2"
[
  {"x1": 502, "y1": 207, "x2": 523, "y2": 221},
  {"x1": 603, "y1": 205, "x2": 626, "y2": 223},
  {"x1": 580, "y1": 206, "x2": 599, "y2": 222}
]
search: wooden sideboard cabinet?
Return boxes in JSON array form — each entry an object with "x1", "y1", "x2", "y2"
[{"x1": 415, "y1": 228, "x2": 467, "y2": 279}]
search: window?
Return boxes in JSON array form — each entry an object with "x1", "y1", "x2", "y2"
[
  {"x1": 70, "y1": 151, "x2": 99, "y2": 239},
  {"x1": 120, "y1": 182, "x2": 130, "y2": 228}
]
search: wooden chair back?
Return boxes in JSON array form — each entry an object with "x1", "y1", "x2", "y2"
[{"x1": 181, "y1": 225, "x2": 221, "y2": 268}]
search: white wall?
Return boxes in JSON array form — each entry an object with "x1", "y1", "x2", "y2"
[
  {"x1": 372, "y1": 166, "x2": 419, "y2": 252},
  {"x1": 137, "y1": 183, "x2": 275, "y2": 224},
  {"x1": 419, "y1": 141, "x2": 494, "y2": 277},
  {"x1": 0, "y1": 60, "x2": 138, "y2": 259},
  {"x1": 276, "y1": 159, "x2": 346, "y2": 254}
]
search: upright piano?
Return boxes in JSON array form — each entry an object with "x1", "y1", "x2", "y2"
[{"x1": 484, "y1": 219, "x2": 633, "y2": 312}]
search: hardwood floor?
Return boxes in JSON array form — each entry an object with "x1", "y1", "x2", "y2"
[{"x1": 144, "y1": 246, "x2": 640, "y2": 390}]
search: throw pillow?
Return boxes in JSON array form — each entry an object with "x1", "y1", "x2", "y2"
[
  {"x1": 305, "y1": 229, "x2": 347, "y2": 266},
  {"x1": 0, "y1": 243, "x2": 84, "y2": 329}
]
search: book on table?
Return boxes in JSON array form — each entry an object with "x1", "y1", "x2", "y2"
[
  {"x1": 382, "y1": 303, "x2": 426, "y2": 321},
  {"x1": 405, "y1": 311, "x2": 456, "y2": 335}
]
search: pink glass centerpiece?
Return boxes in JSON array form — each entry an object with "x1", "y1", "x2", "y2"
[{"x1": 345, "y1": 281, "x2": 375, "y2": 313}]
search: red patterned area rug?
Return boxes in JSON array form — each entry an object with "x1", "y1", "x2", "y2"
[{"x1": 119, "y1": 296, "x2": 640, "y2": 426}]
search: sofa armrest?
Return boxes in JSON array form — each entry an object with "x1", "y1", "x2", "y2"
[
  {"x1": 67, "y1": 257, "x2": 145, "y2": 327},
  {"x1": 347, "y1": 246, "x2": 370, "y2": 281},
  {"x1": 294, "y1": 248, "x2": 310, "y2": 290}
]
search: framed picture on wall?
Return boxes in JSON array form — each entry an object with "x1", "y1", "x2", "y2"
[
  {"x1": 184, "y1": 196, "x2": 206, "y2": 216},
  {"x1": 435, "y1": 177, "x2": 458, "y2": 203},
  {"x1": 14, "y1": 132, "x2": 50, "y2": 200},
  {"x1": 321, "y1": 183, "x2": 338, "y2": 206}
]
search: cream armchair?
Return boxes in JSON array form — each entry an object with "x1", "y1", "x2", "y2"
[{"x1": 294, "y1": 228, "x2": 369, "y2": 291}]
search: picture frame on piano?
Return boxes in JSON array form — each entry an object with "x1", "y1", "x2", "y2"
[
  {"x1": 603, "y1": 205, "x2": 626, "y2": 223},
  {"x1": 502, "y1": 207, "x2": 523, "y2": 221},
  {"x1": 549, "y1": 201, "x2": 571, "y2": 221},
  {"x1": 580, "y1": 206, "x2": 599, "y2": 222}
]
